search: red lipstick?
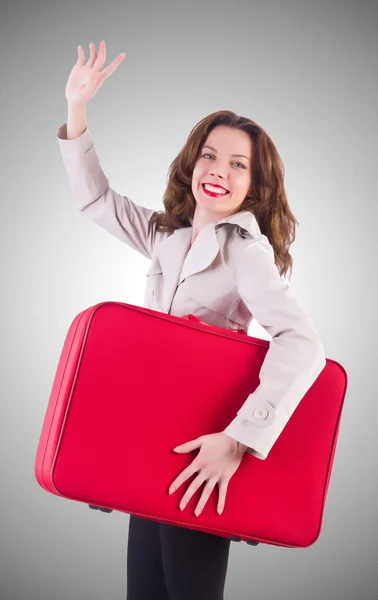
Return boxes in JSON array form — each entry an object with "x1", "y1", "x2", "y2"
[{"x1": 202, "y1": 183, "x2": 230, "y2": 198}]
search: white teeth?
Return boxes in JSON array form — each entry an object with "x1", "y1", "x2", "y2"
[{"x1": 203, "y1": 184, "x2": 228, "y2": 194}]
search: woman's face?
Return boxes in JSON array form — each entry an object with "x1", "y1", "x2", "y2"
[{"x1": 191, "y1": 125, "x2": 253, "y2": 219}]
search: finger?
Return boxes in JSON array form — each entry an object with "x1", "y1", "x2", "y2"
[
  {"x1": 173, "y1": 437, "x2": 203, "y2": 453},
  {"x1": 169, "y1": 462, "x2": 200, "y2": 493},
  {"x1": 179, "y1": 473, "x2": 208, "y2": 510},
  {"x1": 77, "y1": 45, "x2": 85, "y2": 66},
  {"x1": 93, "y1": 39, "x2": 106, "y2": 71},
  {"x1": 100, "y1": 53, "x2": 125, "y2": 80},
  {"x1": 217, "y1": 478, "x2": 229, "y2": 514},
  {"x1": 195, "y1": 477, "x2": 218, "y2": 516},
  {"x1": 86, "y1": 42, "x2": 97, "y2": 68}
]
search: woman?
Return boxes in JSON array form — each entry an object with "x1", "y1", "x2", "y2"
[{"x1": 57, "y1": 41, "x2": 326, "y2": 600}]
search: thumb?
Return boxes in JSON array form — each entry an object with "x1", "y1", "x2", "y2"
[{"x1": 173, "y1": 437, "x2": 203, "y2": 452}]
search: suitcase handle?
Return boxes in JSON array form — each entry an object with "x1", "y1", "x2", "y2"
[{"x1": 182, "y1": 313, "x2": 246, "y2": 335}]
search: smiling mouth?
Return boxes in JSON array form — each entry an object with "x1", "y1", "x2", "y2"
[{"x1": 201, "y1": 184, "x2": 230, "y2": 197}]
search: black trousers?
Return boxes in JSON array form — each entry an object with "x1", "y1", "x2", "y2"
[{"x1": 126, "y1": 514, "x2": 231, "y2": 600}]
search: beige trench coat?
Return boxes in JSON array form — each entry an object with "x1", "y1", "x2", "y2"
[{"x1": 56, "y1": 122, "x2": 326, "y2": 460}]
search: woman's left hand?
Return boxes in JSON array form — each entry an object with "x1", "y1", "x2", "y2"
[{"x1": 168, "y1": 432, "x2": 247, "y2": 516}]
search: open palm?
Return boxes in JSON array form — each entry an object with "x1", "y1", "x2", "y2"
[{"x1": 65, "y1": 40, "x2": 125, "y2": 106}]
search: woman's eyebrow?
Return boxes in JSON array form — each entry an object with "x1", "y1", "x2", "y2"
[{"x1": 202, "y1": 144, "x2": 250, "y2": 162}]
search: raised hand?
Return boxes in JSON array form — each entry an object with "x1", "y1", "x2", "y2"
[{"x1": 65, "y1": 40, "x2": 125, "y2": 106}]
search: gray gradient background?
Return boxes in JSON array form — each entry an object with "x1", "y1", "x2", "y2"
[{"x1": 1, "y1": 0, "x2": 377, "y2": 598}]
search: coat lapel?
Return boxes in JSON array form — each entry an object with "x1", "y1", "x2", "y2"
[{"x1": 153, "y1": 210, "x2": 261, "y2": 313}]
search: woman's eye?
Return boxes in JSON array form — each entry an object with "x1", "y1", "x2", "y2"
[{"x1": 202, "y1": 153, "x2": 245, "y2": 169}]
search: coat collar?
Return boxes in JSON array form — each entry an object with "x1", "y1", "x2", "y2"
[
  {"x1": 186, "y1": 209, "x2": 260, "y2": 232},
  {"x1": 153, "y1": 210, "x2": 261, "y2": 313}
]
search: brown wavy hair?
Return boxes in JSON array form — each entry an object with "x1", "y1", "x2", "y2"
[{"x1": 147, "y1": 109, "x2": 299, "y2": 280}]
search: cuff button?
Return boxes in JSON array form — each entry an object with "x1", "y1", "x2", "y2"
[{"x1": 252, "y1": 407, "x2": 269, "y2": 420}]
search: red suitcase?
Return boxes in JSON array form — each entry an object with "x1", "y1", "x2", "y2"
[{"x1": 34, "y1": 301, "x2": 347, "y2": 548}]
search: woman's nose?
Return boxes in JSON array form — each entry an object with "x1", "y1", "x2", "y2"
[{"x1": 209, "y1": 166, "x2": 228, "y2": 178}]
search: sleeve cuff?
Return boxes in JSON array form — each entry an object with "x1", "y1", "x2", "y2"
[
  {"x1": 224, "y1": 415, "x2": 270, "y2": 460},
  {"x1": 56, "y1": 122, "x2": 94, "y2": 155}
]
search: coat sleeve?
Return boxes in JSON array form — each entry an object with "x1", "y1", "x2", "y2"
[
  {"x1": 223, "y1": 234, "x2": 326, "y2": 460},
  {"x1": 56, "y1": 122, "x2": 163, "y2": 259}
]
